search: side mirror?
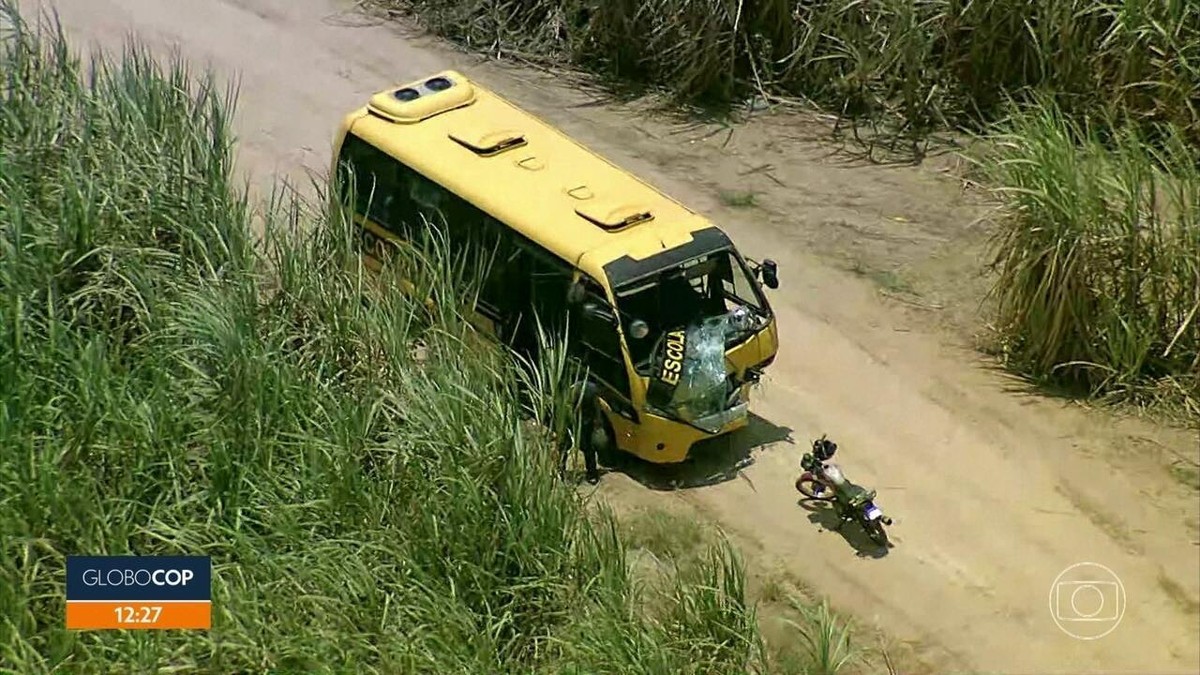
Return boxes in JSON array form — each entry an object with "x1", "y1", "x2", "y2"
[
  {"x1": 581, "y1": 302, "x2": 615, "y2": 324},
  {"x1": 761, "y1": 259, "x2": 779, "y2": 289},
  {"x1": 572, "y1": 379, "x2": 600, "y2": 407},
  {"x1": 567, "y1": 281, "x2": 586, "y2": 305}
]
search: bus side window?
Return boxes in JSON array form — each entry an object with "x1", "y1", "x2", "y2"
[
  {"x1": 430, "y1": 188, "x2": 510, "y2": 318},
  {"x1": 575, "y1": 278, "x2": 631, "y2": 401},
  {"x1": 335, "y1": 136, "x2": 362, "y2": 208},
  {"x1": 474, "y1": 215, "x2": 514, "y2": 314},
  {"x1": 403, "y1": 171, "x2": 450, "y2": 235},
  {"x1": 337, "y1": 135, "x2": 466, "y2": 244},
  {"x1": 394, "y1": 167, "x2": 487, "y2": 258},
  {"x1": 386, "y1": 167, "x2": 516, "y2": 323},
  {"x1": 527, "y1": 249, "x2": 572, "y2": 337},
  {"x1": 337, "y1": 135, "x2": 404, "y2": 232}
]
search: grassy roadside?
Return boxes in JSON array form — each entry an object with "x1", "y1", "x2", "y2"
[
  {"x1": 0, "y1": 3, "x2": 873, "y2": 672},
  {"x1": 368, "y1": 0, "x2": 1199, "y2": 416},
  {"x1": 617, "y1": 505, "x2": 901, "y2": 675},
  {"x1": 366, "y1": 0, "x2": 1197, "y2": 146},
  {"x1": 974, "y1": 99, "x2": 1199, "y2": 417}
]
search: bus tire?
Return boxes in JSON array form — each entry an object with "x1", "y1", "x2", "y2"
[{"x1": 593, "y1": 414, "x2": 618, "y2": 466}]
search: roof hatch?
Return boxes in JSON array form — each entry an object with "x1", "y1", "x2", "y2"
[
  {"x1": 566, "y1": 185, "x2": 593, "y2": 200},
  {"x1": 366, "y1": 70, "x2": 476, "y2": 124},
  {"x1": 516, "y1": 155, "x2": 545, "y2": 171},
  {"x1": 448, "y1": 129, "x2": 527, "y2": 157},
  {"x1": 575, "y1": 201, "x2": 655, "y2": 231}
]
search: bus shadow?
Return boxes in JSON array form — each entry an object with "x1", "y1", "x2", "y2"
[{"x1": 605, "y1": 413, "x2": 793, "y2": 491}]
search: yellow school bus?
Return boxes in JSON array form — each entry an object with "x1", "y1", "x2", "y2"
[{"x1": 331, "y1": 70, "x2": 780, "y2": 464}]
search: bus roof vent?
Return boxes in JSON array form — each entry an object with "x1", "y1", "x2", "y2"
[
  {"x1": 566, "y1": 185, "x2": 593, "y2": 200},
  {"x1": 575, "y1": 201, "x2": 655, "y2": 231},
  {"x1": 449, "y1": 129, "x2": 527, "y2": 157},
  {"x1": 366, "y1": 70, "x2": 476, "y2": 124},
  {"x1": 516, "y1": 155, "x2": 545, "y2": 171}
]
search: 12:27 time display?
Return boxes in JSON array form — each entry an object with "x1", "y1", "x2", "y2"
[{"x1": 114, "y1": 605, "x2": 162, "y2": 624}]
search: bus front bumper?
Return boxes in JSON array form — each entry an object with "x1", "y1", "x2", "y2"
[{"x1": 608, "y1": 402, "x2": 750, "y2": 464}]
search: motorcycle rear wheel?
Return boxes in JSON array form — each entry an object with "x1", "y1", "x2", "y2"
[
  {"x1": 864, "y1": 519, "x2": 890, "y2": 547},
  {"x1": 795, "y1": 473, "x2": 834, "y2": 500}
]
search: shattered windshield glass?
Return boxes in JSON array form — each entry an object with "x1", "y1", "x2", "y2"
[{"x1": 612, "y1": 249, "x2": 770, "y2": 427}]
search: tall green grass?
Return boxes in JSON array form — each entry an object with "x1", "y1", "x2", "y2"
[
  {"x1": 786, "y1": 598, "x2": 859, "y2": 675},
  {"x1": 371, "y1": 0, "x2": 1198, "y2": 146},
  {"x1": 0, "y1": 2, "x2": 824, "y2": 672},
  {"x1": 979, "y1": 97, "x2": 1199, "y2": 414}
]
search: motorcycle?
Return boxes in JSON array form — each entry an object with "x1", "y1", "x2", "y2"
[{"x1": 795, "y1": 435, "x2": 893, "y2": 548}]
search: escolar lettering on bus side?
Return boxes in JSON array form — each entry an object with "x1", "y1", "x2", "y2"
[{"x1": 660, "y1": 329, "x2": 687, "y2": 386}]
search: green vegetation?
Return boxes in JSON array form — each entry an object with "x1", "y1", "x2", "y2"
[
  {"x1": 718, "y1": 189, "x2": 759, "y2": 208},
  {"x1": 373, "y1": 0, "x2": 1199, "y2": 413},
  {"x1": 621, "y1": 507, "x2": 712, "y2": 562},
  {"x1": 619, "y1": 506, "x2": 873, "y2": 674},
  {"x1": 979, "y1": 99, "x2": 1199, "y2": 413},
  {"x1": 787, "y1": 600, "x2": 860, "y2": 675},
  {"x1": 0, "y1": 3, "x2": 859, "y2": 672},
  {"x1": 371, "y1": 0, "x2": 1197, "y2": 144}
]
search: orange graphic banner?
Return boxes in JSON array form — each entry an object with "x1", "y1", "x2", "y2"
[{"x1": 66, "y1": 601, "x2": 211, "y2": 630}]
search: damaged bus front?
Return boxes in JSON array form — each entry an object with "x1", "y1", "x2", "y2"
[{"x1": 576, "y1": 227, "x2": 779, "y2": 464}]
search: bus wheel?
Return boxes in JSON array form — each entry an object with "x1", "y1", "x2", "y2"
[{"x1": 593, "y1": 416, "x2": 618, "y2": 466}]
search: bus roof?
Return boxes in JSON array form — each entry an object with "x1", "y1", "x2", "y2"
[{"x1": 337, "y1": 71, "x2": 724, "y2": 284}]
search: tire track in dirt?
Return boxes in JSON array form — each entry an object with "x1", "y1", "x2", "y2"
[{"x1": 29, "y1": 0, "x2": 1199, "y2": 671}]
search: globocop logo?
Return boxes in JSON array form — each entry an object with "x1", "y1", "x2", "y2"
[
  {"x1": 66, "y1": 556, "x2": 211, "y2": 630},
  {"x1": 81, "y1": 568, "x2": 196, "y2": 587}
]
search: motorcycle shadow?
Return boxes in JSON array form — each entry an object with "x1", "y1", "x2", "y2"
[{"x1": 797, "y1": 498, "x2": 892, "y2": 559}]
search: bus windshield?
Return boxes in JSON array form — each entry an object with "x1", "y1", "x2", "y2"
[{"x1": 613, "y1": 248, "x2": 769, "y2": 376}]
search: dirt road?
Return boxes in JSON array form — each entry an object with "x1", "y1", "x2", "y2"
[{"x1": 28, "y1": 0, "x2": 1200, "y2": 672}]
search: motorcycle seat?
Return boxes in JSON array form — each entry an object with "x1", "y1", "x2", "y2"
[{"x1": 841, "y1": 482, "x2": 874, "y2": 505}]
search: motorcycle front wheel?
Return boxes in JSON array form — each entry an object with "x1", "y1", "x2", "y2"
[
  {"x1": 795, "y1": 473, "x2": 834, "y2": 500},
  {"x1": 864, "y1": 519, "x2": 890, "y2": 547}
]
